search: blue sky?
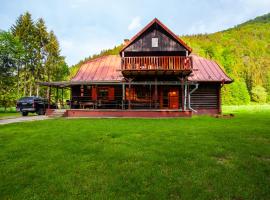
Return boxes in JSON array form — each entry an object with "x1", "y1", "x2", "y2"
[{"x1": 0, "y1": 0, "x2": 269, "y2": 65}]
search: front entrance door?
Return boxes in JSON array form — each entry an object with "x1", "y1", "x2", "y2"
[{"x1": 168, "y1": 88, "x2": 179, "y2": 109}]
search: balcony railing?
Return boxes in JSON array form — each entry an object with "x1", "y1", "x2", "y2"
[{"x1": 122, "y1": 56, "x2": 192, "y2": 71}]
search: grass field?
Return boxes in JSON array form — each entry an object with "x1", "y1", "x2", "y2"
[
  {"x1": 0, "y1": 112, "x2": 20, "y2": 119},
  {"x1": 0, "y1": 105, "x2": 270, "y2": 199},
  {"x1": 0, "y1": 107, "x2": 20, "y2": 119}
]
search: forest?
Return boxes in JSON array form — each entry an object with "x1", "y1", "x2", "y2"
[
  {"x1": 0, "y1": 12, "x2": 69, "y2": 109},
  {"x1": 1, "y1": 12, "x2": 270, "y2": 108}
]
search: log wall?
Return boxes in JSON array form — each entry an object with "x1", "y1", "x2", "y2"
[{"x1": 190, "y1": 83, "x2": 221, "y2": 114}]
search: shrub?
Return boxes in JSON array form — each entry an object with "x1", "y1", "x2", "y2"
[
  {"x1": 251, "y1": 85, "x2": 267, "y2": 103},
  {"x1": 222, "y1": 79, "x2": 250, "y2": 105}
]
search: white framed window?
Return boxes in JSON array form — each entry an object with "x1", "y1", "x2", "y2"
[{"x1": 152, "y1": 37, "x2": 158, "y2": 47}]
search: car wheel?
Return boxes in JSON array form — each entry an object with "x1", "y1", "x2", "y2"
[{"x1": 22, "y1": 112, "x2": 28, "y2": 116}]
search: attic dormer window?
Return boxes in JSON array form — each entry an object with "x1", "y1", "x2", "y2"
[{"x1": 152, "y1": 37, "x2": 158, "y2": 47}]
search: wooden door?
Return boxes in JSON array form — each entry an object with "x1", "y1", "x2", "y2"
[{"x1": 168, "y1": 88, "x2": 179, "y2": 109}]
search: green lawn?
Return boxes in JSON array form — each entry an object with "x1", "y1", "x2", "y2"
[
  {"x1": 0, "y1": 106, "x2": 270, "y2": 199},
  {"x1": 0, "y1": 107, "x2": 20, "y2": 119},
  {"x1": 0, "y1": 112, "x2": 20, "y2": 119}
]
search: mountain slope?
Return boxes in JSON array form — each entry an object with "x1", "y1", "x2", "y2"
[
  {"x1": 71, "y1": 13, "x2": 270, "y2": 104},
  {"x1": 182, "y1": 13, "x2": 270, "y2": 104}
]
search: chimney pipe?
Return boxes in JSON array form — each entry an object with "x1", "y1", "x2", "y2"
[{"x1": 123, "y1": 39, "x2": 129, "y2": 45}]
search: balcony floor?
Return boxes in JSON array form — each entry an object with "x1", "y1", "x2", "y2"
[{"x1": 121, "y1": 69, "x2": 192, "y2": 77}]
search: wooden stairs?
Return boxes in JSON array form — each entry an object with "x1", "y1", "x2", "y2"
[{"x1": 47, "y1": 109, "x2": 67, "y2": 118}]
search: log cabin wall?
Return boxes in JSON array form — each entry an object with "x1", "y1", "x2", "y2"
[
  {"x1": 124, "y1": 25, "x2": 187, "y2": 54},
  {"x1": 190, "y1": 83, "x2": 221, "y2": 114},
  {"x1": 71, "y1": 85, "x2": 122, "y2": 109}
]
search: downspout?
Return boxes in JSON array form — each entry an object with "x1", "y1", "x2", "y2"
[
  {"x1": 188, "y1": 83, "x2": 199, "y2": 112},
  {"x1": 184, "y1": 81, "x2": 187, "y2": 111}
]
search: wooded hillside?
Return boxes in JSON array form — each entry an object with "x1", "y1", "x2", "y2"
[
  {"x1": 182, "y1": 13, "x2": 270, "y2": 104},
  {"x1": 71, "y1": 13, "x2": 270, "y2": 105}
]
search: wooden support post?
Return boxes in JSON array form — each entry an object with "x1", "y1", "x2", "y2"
[
  {"x1": 149, "y1": 84, "x2": 152, "y2": 108},
  {"x1": 181, "y1": 78, "x2": 185, "y2": 111},
  {"x1": 70, "y1": 86, "x2": 72, "y2": 109},
  {"x1": 159, "y1": 86, "x2": 163, "y2": 109},
  {"x1": 61, "y1": 88, "x2": 64, "y2": 109},
  {"x1": 122, "y1": 83, "x2": 125, "y2": 109},
  {"x1": 128, "y1": 80, "x2": 131, "y2": 109},
  {"x1": 56, "y1": 87, "x2": 59, "y2": 109},
  {"x1": 48, "y1": 86, "x2": 51, "y2": 109},
  {"x1": 154, "y1": 78, "x2": 158, "y2": 108}
]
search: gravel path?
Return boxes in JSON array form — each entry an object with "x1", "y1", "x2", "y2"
[{"x1": 0, "y1": 116, "x2": 49, "y2": 125}]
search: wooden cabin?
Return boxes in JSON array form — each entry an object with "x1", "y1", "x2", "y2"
[{"x1": 40, "y1": 18, "x2": 232, "y2": 117}]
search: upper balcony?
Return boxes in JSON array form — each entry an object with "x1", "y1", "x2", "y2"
[{"x1": 121, "y1": 56, "x2": 192, "y2": 77}]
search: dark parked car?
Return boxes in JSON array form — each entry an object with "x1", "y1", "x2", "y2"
[{"x1": 16, "y1": 96, "x2": 49, "y2": 116}]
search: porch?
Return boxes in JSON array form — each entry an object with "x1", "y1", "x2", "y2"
[
  {"x1": 38, "y1": 80, "x2": 199, "y2": 117},
  {"x1": 46, "y1": 109, "x2": 192, "y2": 118}
]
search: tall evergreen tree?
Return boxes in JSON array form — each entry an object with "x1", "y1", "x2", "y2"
[
  {"x1": 35, "y1": 18, "x2": 49, "y2": 96},
  {"x1": 11, "y1": 12, "x2": 38, "y2": 96},
  {"x1": 10, "y1": 12, "x2": 69, "y2": 98},
  {"x1": 0, "y1": 31, "x2": 24, "y2": 110}
]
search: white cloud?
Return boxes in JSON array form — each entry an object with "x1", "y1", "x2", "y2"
[{"x1": 128, "y1": 16, "x2": 142, "y2": 31}]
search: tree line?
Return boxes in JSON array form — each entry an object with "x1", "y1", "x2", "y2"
[{"x1": 0, "y1": 12, "x2": 69, "y2": 109}]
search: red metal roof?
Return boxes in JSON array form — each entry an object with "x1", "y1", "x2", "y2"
[
  {"x1": 120, "y1": 18, "x2": 192, "y2": 53},
  {"x1": 188, "y1": 55, "x2": 232, "y2": 83},
  {"x1": 71, "y1": 55, "x2": 123, "y2": 82},
  {"x1": 71, "y1": 55, "x2": 232, "y2": 83}
]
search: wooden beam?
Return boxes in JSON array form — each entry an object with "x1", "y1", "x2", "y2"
[
  {"x1": 70, "y1": 86, "x2": 72, "y2": 109},
  {"x1": 48, "y1": 86, "x2": 51, "y2": 109},
  {"x1": 56, "y1": 87, "x2": 59, "y2": 109},
  {"x1": 181, "y1": 78, "x2": 185, "y2": 111},
  {"x1": 128, "y1": 79, "x2": 131, "y2": 109},
  {"x1": 61, "y1": 88, "x2": 64, "y2": 109},
  {"x1": 122, "y1": 83, "x2": 125, "y2": 109},
  {"x1": 159, "y1": 86, "x2": 163, "y2": 109},
  {"x1": 154, "y1": 77, "x2": 158, "y2": 108}
]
